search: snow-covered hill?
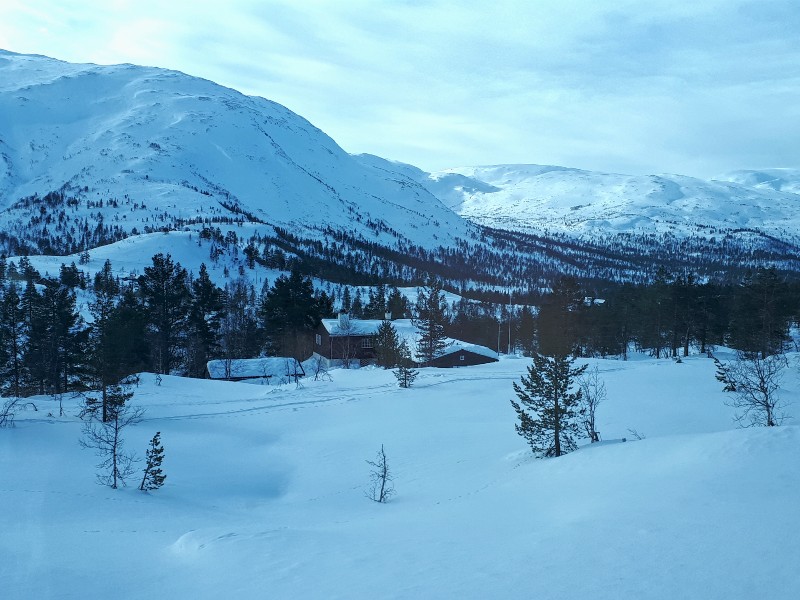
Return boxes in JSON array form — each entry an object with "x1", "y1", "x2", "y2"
[
  {"x1": 719, "y1": 168, "x2": 800, "y2": 195},
  {"x1": 419, "y1": 164, "x2": 800, "y2": 240},
  {"x1": 0, "y1": 50, "x2": 473, "y2": 253},
  {"x1": 2, "y1": 353, "x2": 799, "y2": 598}
]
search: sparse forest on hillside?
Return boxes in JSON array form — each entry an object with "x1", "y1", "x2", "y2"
[{"x1": 1, "y1": 246, "x2": 797, "y2": 401}]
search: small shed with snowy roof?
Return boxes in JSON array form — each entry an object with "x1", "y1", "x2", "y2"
[
  {"x1": 425, "y1": 341, "x2": 499, "y2": 368},
  {"x1": 206, "y1": 357, "x2": 305, "y2": 383}
]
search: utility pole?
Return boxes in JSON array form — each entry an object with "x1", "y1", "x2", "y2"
[{"x1": 507, "y1": 295, "x2": 512, "y2": 355}]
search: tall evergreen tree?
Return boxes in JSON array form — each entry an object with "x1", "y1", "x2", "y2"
[
  {"x1": 364, "y1": 284, "x2": 387, "y2": 319},
  {"x1": 106, "y1": 287, "x2": 150, "y2": 381},
  {"x1": 90, "y1": 260, "x2": 121, "y2": 421},
  {"x1": 511, "y1": 353, "x2": 587, "y2": 457},
  {"x1": 0, "y1": 283, "x2": 26, "y2": 398},
  {"x1": 260, "y1": 270, "x2": 323, "y2": 360},
  {"x1": 374, "y1": 320, "x2": 401, "y2": 368},
  {"x1": 386, "y1": 286, "x2": 408, "y2": 319},
  {"x1": 186, "y1": 264, "x2": 223, "y2": 377},
  {"x1": 220, "y1": 278, "x2": 261, "y2": 375},
  {"x1": 728, "y1": 268, "x2": 790, "y2": 358},
  {"x1": 341, "y1": 286, "x2": 352, "y2": 314},
  {"x1": 37, "y1": 280, "x2": 86, "y2": 394},
  {"x1": 413, "y1": 279, "x2": 450, "y2": 365},
  {"x1": 516, "y1": 305, "x2": 536, "y2": 356},
  {"x1": 350, "y1": 289, "x2": 365, "y2": 319},
  {"x1": 537, "y1": 277, "x2": 584, "y2": 357},
  {"x1": 139, "y1": 254, "x2": 190, "y2": 374},
  {"x1": 21, "y1": 278, "x2": 47, "y2": 394}
]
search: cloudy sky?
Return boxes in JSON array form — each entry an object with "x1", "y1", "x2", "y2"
[{"x1": 2, "y1": 0, "x2": 799, "y2": 177}]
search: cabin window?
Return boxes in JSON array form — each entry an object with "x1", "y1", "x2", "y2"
[
  {"x1": 361, "y1": 337, "x2": 374, "y2": 349},
  {"x1": 315, "y1": 334, "x2": 322, "y2": 345},
  {"x1": 459, "y1": 354, "x2": 465, "y2": 361}
]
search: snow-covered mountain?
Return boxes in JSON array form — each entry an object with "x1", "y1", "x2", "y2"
[
  {"x1": 416, "y1": 164, "x2": 800, "y2": 240},
  {"x1": 1, "y1": 49, "x2": 798, "y2": 286},
  {"x1": 0, "y1": 50, "x2": 473, "y2": 254}
]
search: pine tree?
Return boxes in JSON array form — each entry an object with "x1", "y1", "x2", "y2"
[
  {"x1": 341, "y1": 286, "x2": 352, "y2": 314},
  {"x1": 259, "y1": 270, "x2": 323, "y2": 360},
  {"x1": 90, "y1": 260, "x2": 121, "y2": 421},
  {"x1": 106, "y1": 286, "x2": 150, "y2": 380},
  {"x1": 727, "y1": 268, "x2": 790, "y2": 358},
  {"x1": 374, "y1": 320, "x2": 401, "y2": 368},
  {"x1": 21, "y1": 278, "x2": 46, "y2": 394},
  {"x1": 139, "y1": 432, "x2": 166, "y2": 491},
  {"x1": 394, "y1": 340, "x2": 418, "y2": 388},
  {"x1": 37, "y1": 280, "x2": 86, "y2": 394},
  {"x1": 220, "y1": 278, "x2": 261, "y2": 376},
  {"x1": 0, "y1": 283, "x2": 27, "y2": 398},
  {"x1": 537, "y1": 277, "x2": 584, "y2": 357},
  {"x1": 413, "y1": 279, "x2": 449, "y2": 365},
  {"x1": 139, "y1": 253, "x2": 190, "y2": 374},
  {"x1": 350, "y1": 289, "x2": 365, "y2": 319},
  {"x1": 386, "y1": 286, "x2": 408, "y2": 319},
  {"x1": 364, "y1": 284, "x2": 387, "y2": 319},
  {"x1": 186, "y1": 264, "x2": 223, "y2": 377},
  {"x1": 511, "y1": 352, "x2": 587, "y2": 457}
]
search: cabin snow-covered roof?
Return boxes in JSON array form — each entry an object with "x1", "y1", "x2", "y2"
[
  {"x1": 321, "y1": 318, "x2": 386, "y2": 336},
  {"x1": 207, "y1": 357, "x2": 304, "y2": 380}
]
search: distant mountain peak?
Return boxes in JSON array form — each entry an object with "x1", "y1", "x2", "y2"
[{"x1": 419, "y1": 163, "x2": 800, "y2": 239}]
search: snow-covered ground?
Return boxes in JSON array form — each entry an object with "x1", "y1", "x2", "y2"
[{"x1": 2, "y1": 352, "x2": 799, "y2": 599}]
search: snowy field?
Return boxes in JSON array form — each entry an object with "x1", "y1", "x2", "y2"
[{"x1": 2, "y1": 352, "x2": 799, "y2": 599}]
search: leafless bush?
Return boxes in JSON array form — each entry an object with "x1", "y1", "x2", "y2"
[
  {"x1": 80, "y1": 384, "x2": 144, "y2": 488},
  {"x1": 366, "y1": 444, "x2": 394, "y2": 503},
  {"x1": 578, "y1": 365, "x2": 606, "y2": 442},
  {"x1": 0, "y1": 397, "x2": 38, "y2": 428},
  {"x1": 715, "y1": 351, "x2": 789, "y2": 427}
]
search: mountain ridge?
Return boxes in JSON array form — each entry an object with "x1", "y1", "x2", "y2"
[
  {"x1": 2, "y1": 50, "x2": 799, "y2": 288},
  {"x1": 409, "y1": 163, "x2": 800, "y2": 240},
  {"x1": 0, "y1": 50, "x2": 473, "y2": 253}
]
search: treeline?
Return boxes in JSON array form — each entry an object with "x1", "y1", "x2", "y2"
[
  {"x1": 447, "y1": 268, "x2": 799, "y2": 360},
  {"x1": 1, "y1": 250, "x2": 797, "y2": 401},
  {"x1": 0, "y1": 254, "x2": 321, "y2": 399}
]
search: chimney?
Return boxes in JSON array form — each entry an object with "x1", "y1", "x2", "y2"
[
  {"x1": 338, "y1": 312, "x2": 350, "y2": 329},
  {"x1": 384, "y1": 311, "x2": 392, "y2": 321}
]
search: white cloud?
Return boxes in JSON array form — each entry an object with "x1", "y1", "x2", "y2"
[{"x1": 2, "y1": 0, "x2": 799, "y2": 177}]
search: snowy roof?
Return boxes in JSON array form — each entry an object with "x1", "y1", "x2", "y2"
[
  {"x1": 437, "y1": 341, "x2": 498, "y2": 360},
  {"x1": 321, "y1": 318, "x2": 498, "y2": 361},
  {"x1": 321, "y1": 317, "x2": 386, "y2": 336},
  {"x1": 207, "y1": 357, "x2": 304, "y2": 380}
]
